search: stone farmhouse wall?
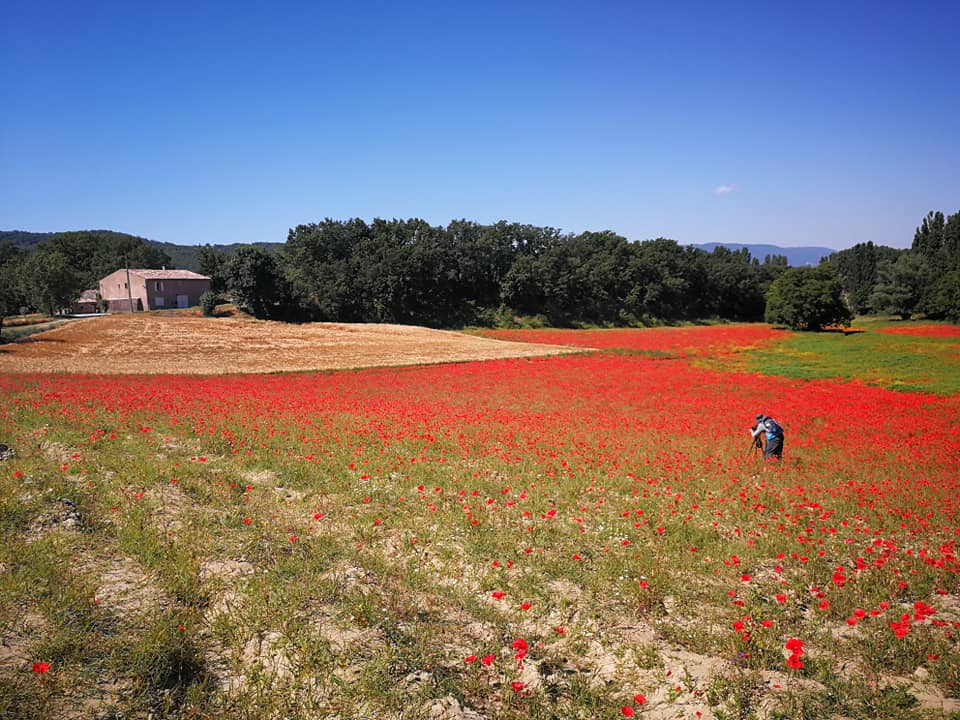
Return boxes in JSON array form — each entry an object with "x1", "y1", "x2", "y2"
[{"x1": 99, "y1": 269, "x2": 211, "y2": 312}]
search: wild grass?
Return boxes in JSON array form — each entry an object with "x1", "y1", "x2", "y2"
[
  {"x1": 0, "y1": 323, "x2": 958, "y2": 718},
  {"x1": 741, "y1": 318, "x2": 960, "y2": 395},
  {"x1": 0, "y1": 317, "x2": 74, "y2": 344}
]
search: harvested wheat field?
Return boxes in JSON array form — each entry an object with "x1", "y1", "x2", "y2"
[{"x1": 0, "y1": 313, "x2": 580, "y2": 374}]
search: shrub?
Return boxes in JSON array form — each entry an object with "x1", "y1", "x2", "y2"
[{"x1": 199, "y1": 291, "x2": 217, "y2": 317}]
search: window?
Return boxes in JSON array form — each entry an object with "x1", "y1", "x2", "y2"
[
  {"x1": 155, "y1": 281, "x2": 164, "y2": 291},
  {"x1": 155, "y1": 296, "x2": 165, "y2": 307}
]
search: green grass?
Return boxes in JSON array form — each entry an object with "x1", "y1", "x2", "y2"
[
  {"x1": 742, "y1": 320, "x2": 960, "y2": 395},
  {"x1": 1, "y1": 325, "x2": 958, "y2": 719}
]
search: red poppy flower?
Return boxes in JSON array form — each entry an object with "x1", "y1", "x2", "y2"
[{"x1": 784, "y1": 638, "x2": 803, "y2": 654}]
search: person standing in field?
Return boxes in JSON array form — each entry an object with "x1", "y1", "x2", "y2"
[{"x1": 751, "y1": 413, "x2": 784, "y2": 460}]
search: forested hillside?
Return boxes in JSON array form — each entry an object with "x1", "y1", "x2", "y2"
[
  {"x1": 0, "y1": 230, "x2": 55, "y2": 248},
  {"x1": 0, "y1": 230, "x2": 283, "y2": 273}
]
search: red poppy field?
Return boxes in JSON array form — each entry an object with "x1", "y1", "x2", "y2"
[{"x1": 1, "y1": 323, "x2": 959, "y2": 719}]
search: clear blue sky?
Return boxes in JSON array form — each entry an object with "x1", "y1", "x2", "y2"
[{"x1": 2, "y1": 1, "x2": 957, "y2": 250}]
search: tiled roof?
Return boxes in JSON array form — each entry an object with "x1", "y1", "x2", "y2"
[{"x1": 129, "y1": 269, "x2": 211, "y2": 280}]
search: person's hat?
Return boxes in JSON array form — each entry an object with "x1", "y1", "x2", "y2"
[{"x1": 755, "y1": 413, "x2": 765, "y2": 421}]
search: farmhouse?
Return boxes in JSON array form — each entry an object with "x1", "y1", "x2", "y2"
[
  {"x1": 99, "y1": 268, "x2": 211, "y2": 312},
  {"x1": 71, "y1": 289, "x2": 100, "y2": 315}
]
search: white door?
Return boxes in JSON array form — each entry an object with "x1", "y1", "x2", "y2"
[{"x1": 177, "y1": 295, "x2": 189, "y2": 308}]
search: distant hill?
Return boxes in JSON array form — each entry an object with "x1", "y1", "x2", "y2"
[
  {"x1": 689, "y1": 242, "x2": 835, "y2": 267},
  {"x1": 148, "y1": 240, "x2": 284, "y2": 272},
  {"x1": 1, "y1": 231, "x2": 284, "y2": 272},
  {"x1": 0, "y1": 230, "x2": 55, "y2": 249}
]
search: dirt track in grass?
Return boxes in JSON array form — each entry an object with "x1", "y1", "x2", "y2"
[{"x1": 0, "y1": 313, "x2": 581, "y2": 375}]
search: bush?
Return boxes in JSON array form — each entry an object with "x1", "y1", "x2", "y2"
[{"x1": 199, "y1": 291, "x2": 217, "y2": 317}]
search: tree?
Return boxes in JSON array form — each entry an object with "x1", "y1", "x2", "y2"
[
  {"x1": 624, "y1": 238, "x2": 694, "y2": 321},
  {"x1": 19, "y1": 247, "x2": 85, "y2": 316},
  {"x1": 197, "y1": 245, "x2": 229, "y2": 294},
  {"x1": 448, "y1": 220, "x2": 516, "y2": 312},
  {"x1": 826, "y1": 242, "x2": 903, "y2": 315},
  {"x1": 222, "y1": 247, "x2": 290, "y2": 320},
  {"x1": 701, "y1": 246, "x2": 771, "y2": 321},
  {"x1": 0, "y1": 242, "x2": 26, "y2": 339},
  {"x1": 501, "y1": 230, "x2": 633, "y2": 325},
  {"x1": 912, "y1": 211, "x2": 945, "y2": 260},
  {"x1": 500, "y1": 253, "x2": 549, "y2": 319},
  {"x1": 920, "y1": 211, "x2": 960, "y2": 320},
  {"x1": 944, "y1": 211, "x2": 960, "y2": 269},
  {"x1": 43, "y1": 231, "x2": 171, "y2": 288},
  {"x1": 284, "y1": 219, "x2": 369, "y2": 321},
  {"x1": 869, "y1": 253, "x2": 930, "y2": 320},
  {"x1": 927, "y1": 270, "x2": 960, "y2": 322},
  {"x1": 764, "y1": 265, "x2": 852, "y2": 330},
  {"x1": 0, "y1": 264, "x2": 16, "y2": 339}
]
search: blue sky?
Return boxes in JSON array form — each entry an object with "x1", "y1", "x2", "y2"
[{"x1": 2, "y1": 1, "x2": 957, "y2": 250}]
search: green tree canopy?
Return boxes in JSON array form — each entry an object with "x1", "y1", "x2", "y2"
[
  {"x1": 42, "y1": 231, "x2": 172, "y2": 289},
  {"x1": 827, "y1": 242, "x2": 904, "y2": 314},
  {"x1": 0, "y1": 243, "x2": 26, "y2": 338},
  {"x1": 222, "y1": 247, "x2": 290, "y2": 320},
  {"x1": 701, "y1": 246, "x2": 780, "y2": 321},
  {"x1": 197, "y1": 244, "x2": 229, "y2": 294},
  {"x1": 19, "y1": 246, "x2": 85, "y2": 316},
  {"x1": 765, "y1": 265, "x2": 852, "y2": 330},
  {"x1": 869, "y1": 253, "x2": 931, "y2": 320},
  {"x1": 912, "y1": 211, "x2": 946, "y2": 260}
]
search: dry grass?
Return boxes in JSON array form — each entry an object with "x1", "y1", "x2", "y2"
[{"x1": 0, "y1": 312, "x2": 580, "y2": 375}]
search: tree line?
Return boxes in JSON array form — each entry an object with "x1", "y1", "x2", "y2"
[
  {"x1": 2, "y1": 210, "x2": 957, "y2": 337},
  {"x1": 208, "y1": 219, "x2": 789, "y2": 327},
  {"x1": 825, "y1": 210, "x2": 960, "y2": 321}
]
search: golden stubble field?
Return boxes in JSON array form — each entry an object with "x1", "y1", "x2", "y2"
[{"x1": 0, "y1": 313, "x2": 580, "y2": 374}]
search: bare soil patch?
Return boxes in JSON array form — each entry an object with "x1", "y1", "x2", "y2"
[{"x1": 0, "y1": 313, "x2": 580, "y2": 375}]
